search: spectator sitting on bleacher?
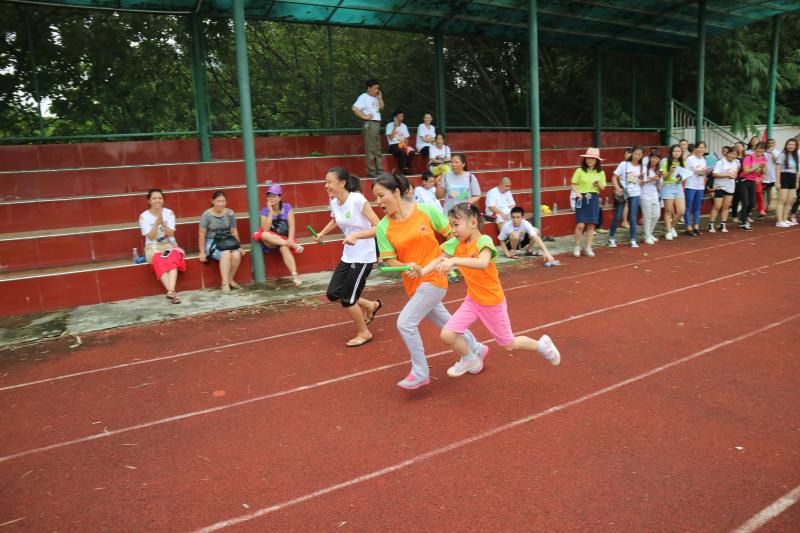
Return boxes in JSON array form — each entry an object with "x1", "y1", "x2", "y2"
[
  {"x1": 498, "y1": 206, "x2": 555, "y2": 263},
  {"x1": 386, "y1": 109, "x2": 415, "y2": 175},
  {"x1": 415, "y1": 113, "x2": 436, "y2": 159},
  {"x1": 252, "y1": 183, "x2": 304, "y2": 286},
  {"x1": 138, "y1": 188, "x2": 185, "y2": 304},
  {"x1": 484, "y1": 176, "x2": 515, "y2": 226},
  {"x1": 428, "y1": 134, "x2": 451, "y2": 176},
  {"x1": 435, "y1": 152, "x2": 480, "y2": 283},
  {"x1": 413, "y1": 171, "x2": 443, "y2": 212},
  {"x1": 198, "y1": 191, "x2": 245, "y2": 293}
]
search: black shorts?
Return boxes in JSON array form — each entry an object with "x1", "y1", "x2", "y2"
[
  {"x1": 763, "y1": 182, "x2": 775, "y2": 190},
  {"x1": 713, "y1": 189, "x2": 733, "y2": 199},
  {"x1": 326, "y1": 261, "x2": 373, "y2": 308},
  {"x1": 504, "y1": 232, "x2": 531, "y2": 250},
  {"x1": 780, "y1": 172, "x2": 797, "y2": 190}
]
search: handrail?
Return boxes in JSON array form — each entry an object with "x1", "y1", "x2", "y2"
[
  {"x1": 671, "y1": 99, "x2": 744, "y2": 145},
  {"x1": 2, "y1": 125, "x2": 664, "y2": 145}
]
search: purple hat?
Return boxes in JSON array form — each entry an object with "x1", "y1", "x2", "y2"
[{"x1": 266, "y1": 183, "x2": 282, "y2": 196}]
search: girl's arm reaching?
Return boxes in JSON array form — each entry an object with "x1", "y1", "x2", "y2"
[{"x1": 436, "y1": 248, "x2": 492, "y2": 273}]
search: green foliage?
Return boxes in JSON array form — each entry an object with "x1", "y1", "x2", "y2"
[{"x1": 1, "y1": 5, "x2": 798, "y2": 141}]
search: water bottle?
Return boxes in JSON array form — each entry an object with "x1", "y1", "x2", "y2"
[
  {"x1": 575, "y1": 195, "x2": 582, "y2": 209},
  {"x1": 553, "y1": 202, "x2": 558, "y2": 215},
  {"x1": 132, "y1": 248, "x2": 140, "y2": 263}
]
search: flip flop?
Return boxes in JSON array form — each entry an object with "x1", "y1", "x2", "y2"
[
  {"x1": 365, "y1": 300, "x2": 383, "y2": 325},
  {"x1": 346, "y1": 335, "x2": 372, "y2": 348}
]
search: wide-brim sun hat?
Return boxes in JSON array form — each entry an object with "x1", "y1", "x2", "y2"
[{"x1": 578, "y1": 147, "x2": 604, "y2": 161}]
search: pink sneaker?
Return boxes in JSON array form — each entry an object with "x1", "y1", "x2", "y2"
[{"x1": 397, "y1": 373, "x2": 430, "y2": 390}]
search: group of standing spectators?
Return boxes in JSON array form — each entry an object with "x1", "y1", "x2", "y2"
[{"x1": 571, "y1": 136, "x2": 800, "y2": 257}]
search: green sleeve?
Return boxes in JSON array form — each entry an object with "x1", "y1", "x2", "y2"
[
  {"x1": 476, "y1": 234, "x2": 498, "y2": 262},
  {"x1": 441, "y1": 237, "x2": 459, "y2": 257},
  {"x1": 598, "y1": 170, "x2": 607, "y2": 188},
  {"x1": 375, "y1": 217, "x2": 396, "y2": 259},
  {"x1": 418, "y1": 203, "x2": 451, "y2": 236},
  {"x1": 571, "y1": 168, "x2": 582, "y2": 185}
]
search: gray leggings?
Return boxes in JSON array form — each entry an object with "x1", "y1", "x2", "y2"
[{"x1": 397, "y1": 282, "x2": 482, "y2": 379}]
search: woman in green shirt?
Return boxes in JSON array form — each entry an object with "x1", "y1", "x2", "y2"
[{"x1": 571, "y1": 148, "x2": 607, "y2": 258}]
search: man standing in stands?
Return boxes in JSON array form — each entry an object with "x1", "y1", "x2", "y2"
[{"x1": 352, "y1": 79, "x2": 384, "y2": 179}]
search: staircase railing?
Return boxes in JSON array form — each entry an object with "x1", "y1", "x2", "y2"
[{"x1": 670, "y1": 99, "x2": 744, "y2": 156}]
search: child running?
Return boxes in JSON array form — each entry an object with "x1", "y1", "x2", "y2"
[{"x1": 416, "y1": 203, "x2": 561, "y2": 377}]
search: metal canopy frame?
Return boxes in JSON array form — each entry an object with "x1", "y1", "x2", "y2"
[{"x1": 9, "y1": 0, "x2": 798, "y2": 280}]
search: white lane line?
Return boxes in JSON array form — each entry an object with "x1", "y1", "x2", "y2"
[
  {"x1": 0, "y1": 232, "x2": 784, "y2": 393},
  {"x1": 0, "y1": 256, "x2": 795, "y2": 465},
  {"x1": 731, "y1": 484, "x2": 800, "y2": 533},
  {"x1": 193, "y1": 312, "x2": 800, "y2": 532}
]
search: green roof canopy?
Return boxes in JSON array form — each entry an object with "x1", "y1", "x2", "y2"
[{"x1": 10, "y1": 0, "x2": 800, "y2": 56}]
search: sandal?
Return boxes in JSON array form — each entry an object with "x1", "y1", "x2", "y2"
[
  {"x1": 166, "y1": 292, "x2": 181, "y2": 304},
  {"x1": 293, "y1": 243, "x2": 305, "y2": 254},
  {"x1": 229, "y1": 281, "x2": 241, "y2": 289},
  {"x1": 221, "y1": 284, "x2": 231, "y2": 294},
  {"x1": 365, "y1": 300, "x2": 383, "y2": 325},
  {"x1": 291, "y1": 273, "x2": 302, "y2": 286},
  {"x1": 346, "y1": 335, "x2": 372, "y2": 347}
]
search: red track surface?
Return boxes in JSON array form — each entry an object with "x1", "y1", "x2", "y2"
[{"x1": 1, "y1": 223, "x2": 799, "y2": 532}]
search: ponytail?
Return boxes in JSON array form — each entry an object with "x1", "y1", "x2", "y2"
[
  {"x1": 328, "y1": 167, "x2": 362, "y2": 193},
  {"x1": 373, "y1": 171, "x2": 410, "y2": 197}
]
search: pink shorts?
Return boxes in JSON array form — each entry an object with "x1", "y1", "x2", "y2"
[{"x1": 445, "y1": 295, "x2": 514, "y2": 347}]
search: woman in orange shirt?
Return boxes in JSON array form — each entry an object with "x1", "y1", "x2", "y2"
[
  {"x1": 418, "y1": 203, "x2": 561, "y2": 377},
  {"x1": 374, "y1": 173, "x2": 486, "y2": 390}
]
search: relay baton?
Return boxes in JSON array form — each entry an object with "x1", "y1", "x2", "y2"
[
  {"x1": 380, "y1": 265, "x2": 412, "y2": 273},
  {"x1": 306, "y1": 225, "x2": 325, "y2": 245}
]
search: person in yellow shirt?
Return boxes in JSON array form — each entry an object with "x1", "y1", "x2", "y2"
[
  {"x1": 571, "y1": 147, "x2": 607, "y2": 258},
  {"x1": 417, "y1": 203, "x2": 561, "y2": 378},
  {"x1": 374, "y1": 173, "x2": 486, "y2": 390}
]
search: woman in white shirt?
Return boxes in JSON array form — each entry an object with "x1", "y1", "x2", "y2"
[
  {"x1": 428, "y1": 133, "x2": 451, "y2": 176},
  {"x1": 415, "y1": 113, "x2": 436, "y2": 159},
  {"x1": 640, "y1": 151, "x2": 662, "y2": 245},
  {"x1": 138, "y1": 188, "x2": 185, "y2": 303},
  {"x1": 708, "y1": 147, "x2": 740, "y2": 232},
  {"x1": 313, "y1": 167, "x2": 382, "y2": 347},
  {"x1": 609, "y1": 146, "x2": 644, "y2": 248},
  {"x1": 386, "y1": 109, "x2": 415, "y2": 175},
  {"x1": 683, "y1": 141, "x2": 708, "y2": 236}
]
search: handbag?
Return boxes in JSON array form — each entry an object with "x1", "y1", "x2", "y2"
[
  {"x1": 270, "y1": 217, "x2": 289, "y2": 237},
  {"x1": 614, "y1": 162, "x2": 629, "y2": 202},
  {"x1": 212, "y1": 231, "x2": 240, "y2": 253}
]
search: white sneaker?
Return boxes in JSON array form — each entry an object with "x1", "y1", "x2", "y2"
[
  {"x1": 631, "y1": 241, "x2": 639, "y2": 248},
  {"x1": 708, "y1": 224, "x2": 716, "y2": 233},
  {"x1": 671, "y1": 228, "x2": 678, "y2": 238},
  {"x1": 573, "y1": 247, "x2": 581, "y2": 257},
  {"x1": 720, "y1": 224, "x2": 729, "y2": 233},
  {"x1": 665, "y1": 231, "x2": 673, "y2": 241},
  {"x1": 789, "y1": 217, "x2": 799, "y2": 226},
  {"x1": 584, "y1": 247, "x2": 595, "y2": 257},
  {"x1": 776, "y1": 221, "x2": 791, "y2": 228},
  {"x1": 538, "y1": 335, "x2": 561, "y2": 366},
  {"x1": 608, "y1": 238, "x2": 617, "y2": 248},
  {"x1": 447, "y1": 354, "x2": 483, "y2": 377},
  {"x1": 644, "y1": 236, "x2": 655, "y2": 245}
]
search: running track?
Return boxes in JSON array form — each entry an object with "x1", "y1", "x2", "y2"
[{"x1": 1, "y1": 223, "x2": 799, "y2": 531}]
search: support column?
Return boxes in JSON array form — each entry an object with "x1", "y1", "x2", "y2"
[
  {"x1": 528, "y1": 0, "x2": 541, "y2": 229},
  {"x1": 434, "y1": 31, "x2": 447, "y2": 135},
  {"x1": 189, "y1": 13, "x2": 212, "y2": 162},
  {"x1": 766, "y1": 15, "x2": 780, "y2": 139},
  {"x1": 593, "y1": 48, "x2": 602, "y2": 147},
  {"x1": 23, "y1": 7, "x2": 45, "y2": 136},
  {"x1": 631, "y1": 59, "x2": 637, "y2": 129},
  {"x1": 327, "y1": 26, "x2": 337, "y2": 129},
  {"x1": 695, "y1": 0, "x2": 706, "y2": 143},
  {"x1": 664, "y1": 56, "x2": 673, "y2": 146},
  {"x1": 232, "y1": 0, "x2": 265, "y2": 282}
]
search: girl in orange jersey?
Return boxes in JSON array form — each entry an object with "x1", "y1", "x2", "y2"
[
  {"x1": 417, "y1": 203, "x2": 561, "y2": 377},
  {"x1": 374, "y1": 173, "x2": 486, "y2": 390}
]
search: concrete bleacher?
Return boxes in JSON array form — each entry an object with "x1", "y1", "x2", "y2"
[{"x1": 0, "y1": 131, "x2": 661, "y2": 317}]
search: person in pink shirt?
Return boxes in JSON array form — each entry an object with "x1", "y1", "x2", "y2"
[{"x1": 738, "y1": 142, "x2": 768, "y2": 231}]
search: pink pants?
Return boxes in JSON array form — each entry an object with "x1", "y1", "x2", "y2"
[{"x1": 445, "y1": 295, "x2": 515, "y2": 347}]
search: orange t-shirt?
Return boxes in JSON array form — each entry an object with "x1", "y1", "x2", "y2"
[
  {"x1": 442, "y1": 234, "x2": 504, "y2": 306},
  {"x1": 376, "y1": 203, "x2": 451, "y2": 296}
]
